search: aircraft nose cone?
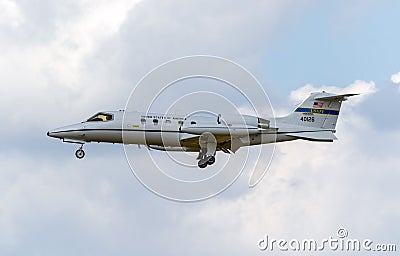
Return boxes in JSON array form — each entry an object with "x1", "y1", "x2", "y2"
[{"x1": 47, "y1": 123, "x2": 85, "y2": 140}]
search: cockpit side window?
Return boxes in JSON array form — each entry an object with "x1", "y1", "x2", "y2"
[{"x1": 87, "y1": 113, "x2": 113, "y2": 122}]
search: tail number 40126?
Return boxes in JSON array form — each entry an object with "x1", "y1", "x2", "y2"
[{"x1": 300, "y1": 116, "x2": 315, "y2": 122}]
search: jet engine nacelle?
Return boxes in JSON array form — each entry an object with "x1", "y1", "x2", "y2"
[
  {"x1": 181, "y1": 113, "x2": 268, "y2": 136},
  {"x1": 180, "y1": 125, "x2": 259, "y2": 136}
]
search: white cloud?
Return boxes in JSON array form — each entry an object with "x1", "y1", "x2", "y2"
[
  {"x1": 0, "y1": 152, "x2": 139, "y2": 252},
  {"x1": 391, "y1": 72, "x2": 400, "y2": 84},
  {"x1": 0, "y1": 0, "x2": 142, "y2": 130},
  {"x1": 288, "y1": 80, "x2": 377, "y2": 106},
  {"x1": 47, "y1": 0, "x2": 141, "y2": 87},
  {"x1": 0, "y1": 0, "x2": 23, "y2": 27},
  {"x1": 390, "y1": 72, "x2": 400, "y2": 93}
]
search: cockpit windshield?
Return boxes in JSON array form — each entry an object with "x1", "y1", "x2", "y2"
[{"x1": 86, "y1": 112, "x2": 113, "y2": 122}]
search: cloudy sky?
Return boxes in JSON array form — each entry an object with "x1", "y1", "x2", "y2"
[{"x1": 1, "y1": 0, "x2": 399, "y2": 255}]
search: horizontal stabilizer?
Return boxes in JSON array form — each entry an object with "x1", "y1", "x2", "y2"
[
  {"x1": 314, "y1": 93, "x2": 359, "y2": 101},
  {"x1": 286, "y1": 131, "x2": 337, "y2": 141}
]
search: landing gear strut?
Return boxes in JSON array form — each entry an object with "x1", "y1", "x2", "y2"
[
  {"x1": 197, "y1": 132, "x2": 217, "y2": 168},
  {"x1": 62, "y1": 139, "x2": 86, "y2": 159},
  {"x1": 75, "y1": 145, "x2": 85, "y2": 159}
]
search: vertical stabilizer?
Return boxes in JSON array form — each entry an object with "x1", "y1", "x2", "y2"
[{"x1": 280, "y1": 92, "x2": 358, "y2": 130}]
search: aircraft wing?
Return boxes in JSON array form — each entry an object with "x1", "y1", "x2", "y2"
[
  {"x1": 180, "y1": 133, "x2": 231, "y2": 145},
  {"x1": 177, "y1": 134, "x2": 200, "y2": 150},
  {"x1": 179, "y1": 133, "x2": 239, "y2": 152}
]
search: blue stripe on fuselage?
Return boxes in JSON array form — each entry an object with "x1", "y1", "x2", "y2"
[{"x1": 295, "y1": 107, "x2": 339, "y2": 115}]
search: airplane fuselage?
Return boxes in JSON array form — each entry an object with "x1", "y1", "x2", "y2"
[
  {"x1": 47, "y1": 91, "x2": 356, "y2": 167},
  {"x1": 48, "y1": 110, "x2": 291, "y2": 151}
]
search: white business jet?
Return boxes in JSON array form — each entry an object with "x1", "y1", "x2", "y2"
[{"x1": 47, "y1": 91, "x2": 357, "y2": 168}]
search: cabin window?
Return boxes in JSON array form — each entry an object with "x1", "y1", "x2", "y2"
[
  {"x1": 190, "y1": 121, "x2": 196, "y2": 125},
  {"x1": 153, "y1": 119, "x2": 159, "y2": 125},
  {"x1": 140, "y1": 118, "x2": 146, "y2": 124},
  {"x1": 87, "y1": 113, "x2": 113, "y2": 122}
]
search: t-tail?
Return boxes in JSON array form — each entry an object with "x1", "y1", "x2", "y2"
[{"x1": 277, "y1": 91, "x2": 359, "y2": 141}]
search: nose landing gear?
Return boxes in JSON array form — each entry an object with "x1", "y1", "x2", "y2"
[
  {"x1": 75, "y1": 146, "x2": 85, "y2": 159},
  {"x1": 71, "y1": 142, "x2": 85, "y2": 159},
  {"x1": 60, "y1": 139, "x2": 86, "y2": 159}
]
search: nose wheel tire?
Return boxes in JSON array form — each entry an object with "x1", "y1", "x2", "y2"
[{"x1": 75, "y1": 149, "x2": 85, "y2": 159}]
